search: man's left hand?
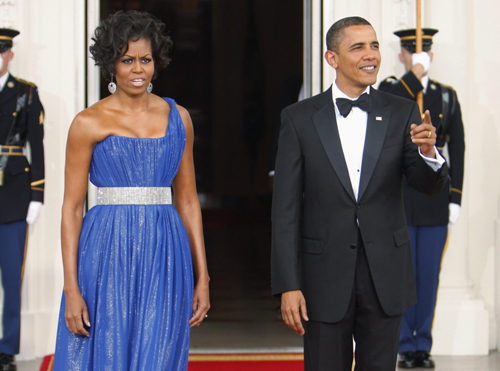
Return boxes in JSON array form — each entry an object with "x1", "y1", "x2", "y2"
[
  {"x1": 26, "y1": 201, "x2": 42, "y2": 225},
  {"x1": 411, "y1": 110, "x2": 436, "y2": 158},
  {"x1": 449, "y1": 203, "x2": 461, "y2": 225}
]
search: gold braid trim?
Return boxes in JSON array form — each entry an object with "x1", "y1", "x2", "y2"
[
  {"x1": 21, "y1": 226, "x2": 29, "y2": 285},
  {"x1": 31, "y1": 179, "x2": 45, "y2": 186},
  {"x1": 15, "y1": 77, "x2": 36, "y2": 87},
  {"x1": 400, "y1": 79, "x2": 415, "y2": 98}
]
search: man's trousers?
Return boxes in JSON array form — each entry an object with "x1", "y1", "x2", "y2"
[
  {"x1": 0, "y1": 221, "x2": 27, "y2": 355},
  {"x1": 398, "y1": 224, "x2": 447, "y2": 354},
  {"x1": 304, "y1": 233, "x2": 404, "y2": 371}
]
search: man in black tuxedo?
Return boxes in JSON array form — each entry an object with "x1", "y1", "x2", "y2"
[{"x1": 271, "y1": 17, "x2": 447, "y2": 371}]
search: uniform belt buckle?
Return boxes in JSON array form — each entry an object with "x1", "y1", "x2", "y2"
[{"x1": 0, "y1": 145, "x2": 23, "y2": 154}]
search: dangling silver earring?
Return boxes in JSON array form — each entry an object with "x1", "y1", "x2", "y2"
[
  {"x1": 147, "y1": 82, "x2": 153, "y2": 94},
  {"x1": 108, "y1": 73, "x2": 117, "y2": 94}
]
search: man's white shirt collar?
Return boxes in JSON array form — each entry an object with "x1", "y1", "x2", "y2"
[
  {"x1": 0, "y1": 72, "x2": 10, "y2": 92},
  {"x1": 331, "y1": 83, "x2": 370, "y2": 114},
  {"x1": 422, "y1": 75, "x2": 429, "y2": 94}
]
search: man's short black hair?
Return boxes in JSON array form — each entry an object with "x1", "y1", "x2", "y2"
[
  {"x1": 89, "y1": 10, "x2": 173, "y2": 80},
  {"x1": 326, "y1": 16, "x2": 372, "y2": 53}
]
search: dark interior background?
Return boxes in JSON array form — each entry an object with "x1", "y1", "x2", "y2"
[{"x1": 98, "y1": 0, "x2": 303, "y2": 323}]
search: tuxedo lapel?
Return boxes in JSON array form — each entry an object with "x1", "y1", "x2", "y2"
[
  {"x1": 358, "y1": 89, "x2": 391, "y2": 201},
  {"x1": 313, "y1": 90, "x2": 356, "y2": 202}
]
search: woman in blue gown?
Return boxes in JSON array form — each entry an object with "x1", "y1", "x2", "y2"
[{"x1": 53, "y1": 11, "x2": 210, "y2": 370}]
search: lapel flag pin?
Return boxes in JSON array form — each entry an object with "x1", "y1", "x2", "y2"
[{"x1": 376, "y1": 116, "x2": 382, "y2": 121}]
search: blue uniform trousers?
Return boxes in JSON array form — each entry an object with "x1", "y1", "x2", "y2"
[
  {"x1": 398, "y1": 224, "x2": 447, "y2": 353},
  {"x1": 0, "y1": 221, "x2": 27, "y2": 355}
]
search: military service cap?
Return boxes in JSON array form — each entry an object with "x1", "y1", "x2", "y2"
[
  {"x1": 394, "y1": 28, "x2": 438, "y2": 53},
  {"x1": 0, "y1": 28, "x2": 20, "y2": 53}
]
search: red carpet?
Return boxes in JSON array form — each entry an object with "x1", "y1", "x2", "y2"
[
  {"x1": 188, "y1": 353, "x2": 304, "y2": 371},
  {"x1": 40, "y1": 353, "x2": 304, "y2": 371},
  {"x1": 39, "y1": 355, "x2": 54, "y2": 371}
]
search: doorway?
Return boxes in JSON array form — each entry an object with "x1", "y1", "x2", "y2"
[{"x1": 96, "y1": 0, "x2": 303, "y2": 350}]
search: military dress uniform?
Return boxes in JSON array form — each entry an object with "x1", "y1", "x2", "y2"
[
  {"x1": 379, "y1": 28, "x2": 465, "y2": 365},
  {"x1": 0, "y1": 29, "x2": 44, "y2": 362}
]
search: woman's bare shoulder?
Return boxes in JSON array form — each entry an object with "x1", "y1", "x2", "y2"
[
  {"x1": 148, "y1": 94, "x2": 171, "y2": 114},
  {"x1": 69, "y1": 99, "x2": 112, "y2": 142}
]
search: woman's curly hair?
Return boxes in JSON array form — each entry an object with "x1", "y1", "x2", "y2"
[{"x1": 89, "y1": 10, "x2": 172, "y2": 80}]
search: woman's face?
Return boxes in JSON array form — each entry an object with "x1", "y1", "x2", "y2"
[{"x1": 114, "y1": 38, "x2": 154, "y2": 95}]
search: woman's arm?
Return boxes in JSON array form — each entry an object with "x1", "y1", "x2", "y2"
[
  {"x1": 172, "y1": 106, "x2": 210, "y2": 327},
  {"x1": 61, "y1": 112, "x2": 98, "y2": 336}
]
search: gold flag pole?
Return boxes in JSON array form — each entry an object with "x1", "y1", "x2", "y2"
[{"x1": 416, "y1": 0, "x2": 424, "y2": 114}]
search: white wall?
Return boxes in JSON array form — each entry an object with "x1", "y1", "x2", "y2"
[
  {"x1": 0, "y1": 0, "x2": 86, "y2": 360},
  {"x1": 318, "y1": 0, "x2": 500, "y2": 351}
]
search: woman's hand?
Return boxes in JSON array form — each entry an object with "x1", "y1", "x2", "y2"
[
  {"x1": 64, "y1": 290, "x2": 91, "y2": 337},
  {"x1": 189, "y1": 281, "x2": 210, "y2": 327}
]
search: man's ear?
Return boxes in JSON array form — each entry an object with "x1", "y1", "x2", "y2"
[
  {"x1": 7, "y1": 50, "x2": 14, "y2": 62},
  {"x1": 398, "y1": 53, "x2": 404, "y2": 64},
  {"x1": 325, "y1": 50, "x2": 338, "y2": 69},
  {"x1": 428, "y1": 51, "x2": 434, "y2": 63}
]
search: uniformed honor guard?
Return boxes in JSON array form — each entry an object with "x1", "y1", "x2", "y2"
[
  {"x1": 379, "y1": 28, "x2": 465, "y2": 369},
  {"x1": 0, "y1": 28, "x2": 44, "y2": 370}
]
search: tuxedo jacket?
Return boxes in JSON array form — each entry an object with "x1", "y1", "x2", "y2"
[
  {"x1": 379, "y1": 73, "x2": 465, "y2": 226},
  {"x1": 271, "y1": 86, "x2": 447, "y2": 323},
  {"x1": 0, "y1": 74, "x2": 45, "y2": 224}
]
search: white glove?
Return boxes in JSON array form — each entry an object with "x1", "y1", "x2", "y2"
[
  {"x1": 26, "y1": 201, "x2": 42, "y2": 225},
  {"x1": 449, "y1": 203, "x2": 461, "y2": 225},
  {"x1": 412, "y1": 52, "x2": 431, "y2": 73}
]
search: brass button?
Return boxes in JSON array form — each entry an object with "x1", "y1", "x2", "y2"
[
  {"x1": 12, "y1": 112, "x2": 17, "y2": 117},
  {"x1": 25, "y1": 167, "x2": 29, "y2": 172}
]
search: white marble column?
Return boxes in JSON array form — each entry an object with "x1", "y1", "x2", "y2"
[
  {"x1": 494, "y1": 197, "x2": 500, "y2": 352},
  {"x1": 432, "y1": 203, "x2": 489, "y2": 355}
]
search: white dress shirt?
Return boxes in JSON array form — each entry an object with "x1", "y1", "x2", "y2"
[
  {"x1": 0, "y1": 72, "x2": 9, "y2": 92},
  {"x1": 331, "y1": 83, "x2": 369, "y2": 200},
  {"x1": 422, "y1": 75, "x2": 429, "y2": 94},
  {"x1": 331, "y1": 82, "x2": 445, "y2": 200}
]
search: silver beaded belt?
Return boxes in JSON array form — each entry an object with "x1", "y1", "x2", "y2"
[{"x1": 96, "y1": 187, "x2": 172, "y2": 205}]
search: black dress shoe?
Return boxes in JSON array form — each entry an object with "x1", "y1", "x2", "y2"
[
  {"x1": 415, "y1": 351, "x2": 435, "y2": 368},
  {"x1": 0, "y1": 353, "x2": 16, "y2": 371},
  {"x1": 397, "y1": 351, "x2": 416, "y2": 368}
]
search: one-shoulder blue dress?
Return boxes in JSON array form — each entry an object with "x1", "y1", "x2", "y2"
[{"x1": 53, "y1": 98, "x2": 193, "y2": 371}]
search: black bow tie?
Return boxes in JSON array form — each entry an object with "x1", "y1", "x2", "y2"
[{"x1": 336, "y1": 93, "x2": 371, "y2": 118}]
